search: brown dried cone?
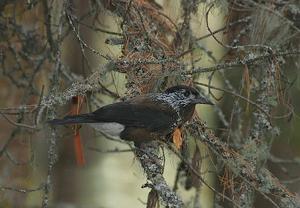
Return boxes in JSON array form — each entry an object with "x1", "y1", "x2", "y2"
[
  {"x1": 185, "y1": 145, "x2": 202, "y2": 190},
  {"x1": 146, "y1": 188, "x2": 159, "y2": 208}
]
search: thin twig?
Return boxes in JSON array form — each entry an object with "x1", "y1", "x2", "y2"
[
  {"x1": 0, "y1": 112, "x2": 37, "y2": 130},
  {"x1": 1, "y1": 184, "x2": 44, "y2": 194}
]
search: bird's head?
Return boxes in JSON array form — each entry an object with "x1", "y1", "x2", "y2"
[
  {"x1": 152, "y1": 85, "x2": 213, "y2": 123},
  {"x1": 163, "y1": 85, "x2": 213, "y2": 107}
]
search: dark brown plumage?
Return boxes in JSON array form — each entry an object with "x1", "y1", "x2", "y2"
[{"x1": 49, "y1": 85, "x2": 213, "y2": 144}]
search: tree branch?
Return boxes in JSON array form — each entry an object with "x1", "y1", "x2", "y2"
[{"x1": 135, "y1": 142, "x2": 184, "y2": 208}]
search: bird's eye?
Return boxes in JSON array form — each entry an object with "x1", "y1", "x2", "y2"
[{"x1": 184, "y1": 91, "x2": 190, "y2": 97}]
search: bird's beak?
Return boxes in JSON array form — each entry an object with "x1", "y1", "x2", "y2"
[{"x1": 192, "y1": 96, "x2": 213, "y2": 105}]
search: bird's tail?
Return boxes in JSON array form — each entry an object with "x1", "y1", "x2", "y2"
[{"x1": 48, "y1": 113, "x2": 97, "y2": 125}]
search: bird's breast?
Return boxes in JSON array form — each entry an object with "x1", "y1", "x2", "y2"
[{"x1": 180, "y1": 104, "x2": 196, "y2": 124}]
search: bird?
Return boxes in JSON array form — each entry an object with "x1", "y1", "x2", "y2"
[{"x1": 48, "y1": 85, "x2": 213, "y2": 146}]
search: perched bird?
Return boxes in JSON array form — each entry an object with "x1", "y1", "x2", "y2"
[{"x1": 49, "y1": 85, "x2": 213, "y2": 146}]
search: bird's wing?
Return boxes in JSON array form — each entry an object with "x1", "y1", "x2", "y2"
[
  {"x1": 92, "y1": 97, "x2": 177, "y2": 132},
  {"x1": 49, "y1": 96, "x2": 178, "y2": 133}
]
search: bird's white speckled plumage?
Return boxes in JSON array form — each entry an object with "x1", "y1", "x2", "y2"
[
  {"x1": 151, "y1": 90, "x2": 195, "y2": 112},
  {"x1": 150, "y1": 90, "x2": 196, "y2": 127}
]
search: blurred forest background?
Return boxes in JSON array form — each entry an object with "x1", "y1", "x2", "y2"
[{"x1": 0, "y1": 0, "x2": 300, "y2": 207}]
